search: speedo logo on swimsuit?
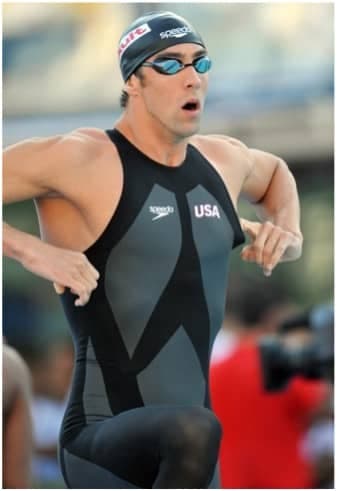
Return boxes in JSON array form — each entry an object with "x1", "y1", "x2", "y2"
[
  {"x1": 118, "y1": 23, "x2": 151, "y2": 59},
  {"x1": 194, "y1": 204, "x2": 221, "y2": 219},
  {"x1": 149, "y1": 205, "x2": 174, "y2": 221},
  {"x1": 160, "y1": 26, "x2": 192, "y2": 39}
]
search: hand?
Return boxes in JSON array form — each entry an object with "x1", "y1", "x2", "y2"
[
  {"x1": 240, "y1": 218, "x2": 302, "y2": 277},
  {"x1": 21, "y1": 238, "x2": 99, "y2": 306}
]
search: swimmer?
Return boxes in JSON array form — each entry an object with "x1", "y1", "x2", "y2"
[{"x1": 3, "y1": 11, "x2": 303, "y2": 488}]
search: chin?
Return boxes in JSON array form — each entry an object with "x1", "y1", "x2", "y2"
[{"x1": 175, "y1": 123, "x2": 200, "y2": 139}]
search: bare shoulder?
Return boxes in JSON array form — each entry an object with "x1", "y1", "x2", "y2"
[
  {"x1": 69, "y1": 127, "x2": 111, "y2": 145},
  {"x1": 4, "y1": 126, "x2": 116, "y2": 167},
  {"x1": 35, "y1": 127, "x2": 121, "y2": 180},
  {"x1": 50, "y1": 127, "x2": 117, "y2": 165},
  {"x1": 189, "y1": 134, "x2": 254, "y2": 202},
  {"x1": 190, "y1": 135, "x2": 249, "y2": 158},
  {"x1": 190, "y1": 133, "x2": 252, "y2": 171},
  {"x1": 40, "y1": 127, "x2": 122, "y2": 197},
  {"x1": 3, "y1": 126, "x2": 121, "y2": 203}
]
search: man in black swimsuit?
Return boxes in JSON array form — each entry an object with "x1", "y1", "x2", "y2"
[{"x1": 3, "y1": 11, "x2": 303, "y2": 489}]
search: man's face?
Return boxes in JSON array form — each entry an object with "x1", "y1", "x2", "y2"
[{"x1": 135, "y1": 43, "x2": 210, "y2": 139}]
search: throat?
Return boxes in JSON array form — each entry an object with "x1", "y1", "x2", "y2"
[{"x1": 115, "y1": 121, "x2": 188, "y2": 167}]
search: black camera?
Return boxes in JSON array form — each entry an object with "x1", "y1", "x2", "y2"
[{"x1": 258, "y1": 304, "x2": 334, "y2": 391}]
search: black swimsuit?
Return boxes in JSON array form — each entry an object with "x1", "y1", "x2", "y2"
[{"x1": 58, "y1": 129, "x2": 244, "y2": 488}]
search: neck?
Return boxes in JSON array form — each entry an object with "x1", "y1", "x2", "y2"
[{"x1": 115, "y1": 111, "x2": 189, "y2": 168}]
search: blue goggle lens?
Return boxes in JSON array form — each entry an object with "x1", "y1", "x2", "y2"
[{"x1": 143, "y1": 56, "x2": 212, "y2": 75}]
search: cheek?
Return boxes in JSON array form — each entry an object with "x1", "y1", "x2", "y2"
[
  {"x1": 146, "y1": 86, "x2": 175, "y2": 112},
  {"x1": 202, "y1": 76, "x2": 209, "y2": 94}
]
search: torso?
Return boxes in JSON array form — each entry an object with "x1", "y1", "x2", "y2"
[
  {"x1": 35, "y1": 127, "x2": 250, "y2": 252},
  {"x1": 57, "y1": 127, "x2": 245, "y2": 443}
]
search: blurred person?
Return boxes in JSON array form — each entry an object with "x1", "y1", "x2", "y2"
[
  {"x1": 25, "y1": 337, "x2": 73, "y2": 487},
  {"x1": 210, "y1": 278, "x2": 331, "y2": 489},
  {"x1": 3, "y1": 343, "x2": 33, "y2": 488},
  {"x1": 3, "y1": 11, "x2": 303, "y2": 489}
]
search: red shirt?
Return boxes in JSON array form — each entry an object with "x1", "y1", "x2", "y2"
[{"x1": 210, "y1": 340, "x2": 328, "y2": 489}]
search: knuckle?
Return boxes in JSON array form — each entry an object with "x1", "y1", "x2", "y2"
[
  {"x1": 76, "y1": 253, "x2": 86, "y2": 265},
  {"x1": 263, "y1": 222, "x2": 275, "y2": 234},
  {"x1": 70, "y1": 270, "x2": 80, "y2": 281},
  {"x1": 277, "y1": 228, "x2": 286, "y2": 236},
  {"x1": 79, "y1": 286, "x2": 88, "y2": 296},
  {"x1": 276, "y1": 244, "x2": 286, "y2": 254},
  {"x1": 283, "y1": 231, "x2": 292, "y2": 242}
]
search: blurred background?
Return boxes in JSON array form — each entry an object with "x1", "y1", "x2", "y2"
[{"x1": 2, "y1": 3, "x2": 334, "y2": 489}]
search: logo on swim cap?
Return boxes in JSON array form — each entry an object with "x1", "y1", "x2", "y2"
[
  {"x1": 160, "y1": 26, "x2": 193, "y2": 39},
  {"x1": 118, "y1": 23, "x2": 151, "y2": 59}
]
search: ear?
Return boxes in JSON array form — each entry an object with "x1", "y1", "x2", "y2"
[{"x1": 124, "y1": 73, "x2": 141, "y2": 98}]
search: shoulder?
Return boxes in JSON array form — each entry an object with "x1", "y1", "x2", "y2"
[
  {"x1": 4, "y1": 127, "x2": 110, "y2": 165},
  {"x1": 189, "y1": 134, "x2": 255, "y2": 192},
  {"x1": 190, "y1": 133, "x2": 249, "y2": 154},
  {"x1": 190, "y1": 134, "x2": 253, "y2": 174},
  {"x1": 27, "y1": 127, "x2": 121, "y2": 175},
  {"x1": 51, "y1": 127, "x2": 114, "y2": 163}
]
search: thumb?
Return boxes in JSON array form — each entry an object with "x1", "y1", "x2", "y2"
[{"x1": 53, "y1": 282, "x2": 65, "y2": 295}]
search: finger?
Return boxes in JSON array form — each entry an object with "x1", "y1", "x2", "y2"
[
  {"x1": 250, "y1": 221, "x2": 274, "y2": 266},
  {"x1": 78, "y1": 267, "x2": 98, "y2": 293},
  {"x1": 267, "y1": 235, "x2": 290, "y2": 272},
  {"x1": 69, "y1": 281, "x2": 91, "y2": 307},
  {"x1": 80, "y1": 256, "x2": 100, "y2": 281},
  {"x1": 76, "y1": 259, "x2": 100, "y2": 291},
  {"x1": 261, "y1": 226, "x2": 282, "y2": 271},
  {"x1": 68, "y1": 264, "x2": 97, "y2": 301},
  {"x1": 75, "y1": 295, "x2": 90, "y2": 307},
  {"x1": 53, "y1": 282, "x2": 65, "y2": 294},
  {"x1": 240, "y1": 245, "x2": 257, "y2": 262},
  {"x1": 72, "y1": 288, "x2": 90, "y2": 307},
  {"x1": 89, "y1": 263, "x2": 100, "y2": 281}
]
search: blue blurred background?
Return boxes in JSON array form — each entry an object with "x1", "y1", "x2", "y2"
[{"x1": 2, "y1": 3, "x2": 334, "y2": 488}]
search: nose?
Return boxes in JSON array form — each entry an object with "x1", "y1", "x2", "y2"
[{"x1": 183, "y1": 65, "x2": 202, "y2": 89}]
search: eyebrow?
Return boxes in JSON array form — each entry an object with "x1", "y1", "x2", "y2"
[{"x1": 154, "y1": 48, "x2": 207, "y2": 60}]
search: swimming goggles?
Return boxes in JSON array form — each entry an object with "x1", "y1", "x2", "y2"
[{"x1": 141, "y1": 55, "x2": 212, "y2": 75}]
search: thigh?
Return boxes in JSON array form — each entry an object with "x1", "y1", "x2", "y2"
[{"x1": 60, "y1": 405, "x2": 214, "y2": 489}]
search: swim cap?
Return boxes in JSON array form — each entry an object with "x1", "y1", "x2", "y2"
[{"x1": 118, "y1": 11, "x2": 206, "y2": 81}]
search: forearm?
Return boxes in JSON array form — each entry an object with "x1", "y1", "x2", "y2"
[
  {"x1": 255, "y1": 160, "x2": 303, "y2": 261},
  {"x1": 3, "y1": 222, "x2": 39, "y2": 264},
  {"x1": 256, "y1": 160, "x2": 301, "y2": 235},
  {"x1": 3, "y1": 221, "x2": 100, "y2": 306}
]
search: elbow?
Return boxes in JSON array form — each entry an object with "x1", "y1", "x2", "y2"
[
  {"x1": 295, "y1": 241, "x2": 303, "y2": 260},
  {"x1": 286, "y1": 232, "x2": 303, "y2": 262}
]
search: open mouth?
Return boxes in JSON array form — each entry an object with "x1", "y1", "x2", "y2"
[{"x1": 182, "y1": 100, "x2": 200, "y2": 112}]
